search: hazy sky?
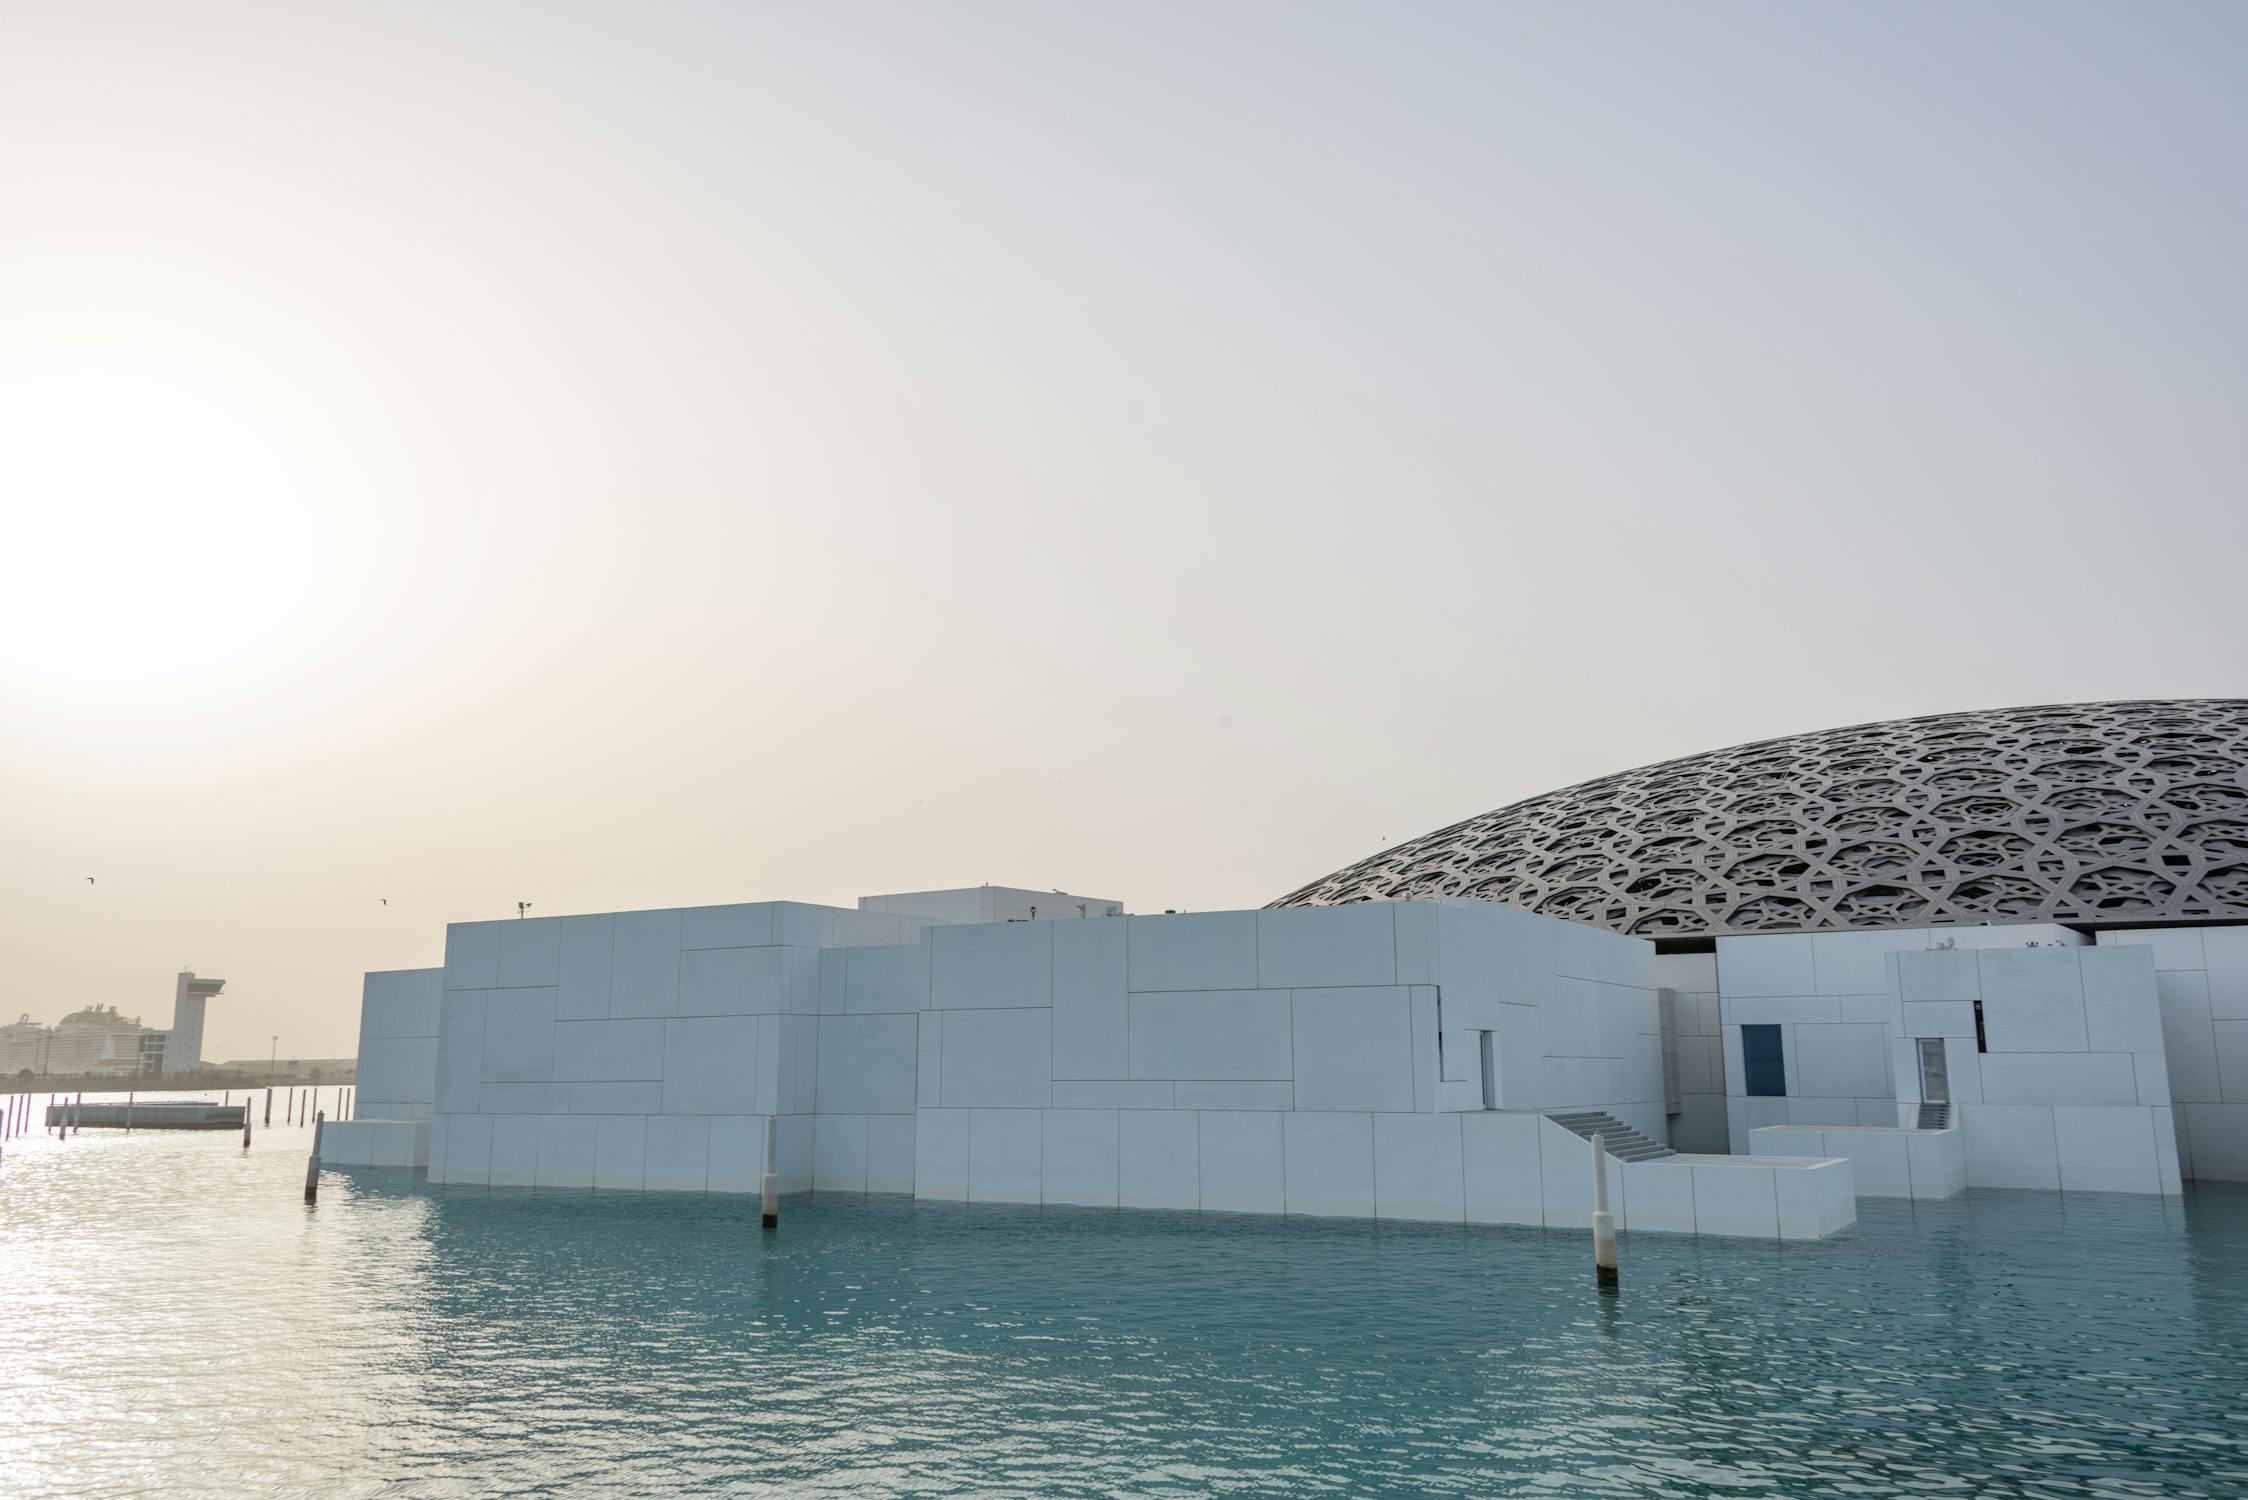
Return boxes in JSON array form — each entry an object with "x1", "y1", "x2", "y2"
[{"x1": 3, "y1": 3, "x2": 2245, "y2": 1062}]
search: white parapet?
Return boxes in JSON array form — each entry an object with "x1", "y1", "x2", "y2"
[
  {"x1": 1751, "y1": 1123, "x2": 1963, "y2": 1201},
  {"x1": 318, "y1": 1119, "x2": 430, "y2": 1169}
]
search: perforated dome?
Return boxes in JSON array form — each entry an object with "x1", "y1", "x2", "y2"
[{"x1": 1272, "y1": 700, "x2": 2248, "y2": 937}]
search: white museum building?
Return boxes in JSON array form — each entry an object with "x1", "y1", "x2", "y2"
[{"x1": 326, "y1": 700, "x2": 2248, "y2": 1239}]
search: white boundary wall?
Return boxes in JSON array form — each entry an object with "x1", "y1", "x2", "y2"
[{"x1": 2097, "y1": 927, "x2": 2248, "y2": 1182}]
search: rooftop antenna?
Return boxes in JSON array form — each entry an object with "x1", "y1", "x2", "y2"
[{"x1": 517, "y1": 901, "x2": 532, "y2": 919}]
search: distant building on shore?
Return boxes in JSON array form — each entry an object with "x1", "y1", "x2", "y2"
[
  {"x1": 1, "y1": 971, "x2": 227, "y2": 1076},
  {"x1": 213, "y1": 1057, "x2": 356, "y2": 1080}
]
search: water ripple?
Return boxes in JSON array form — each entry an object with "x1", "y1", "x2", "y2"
[{"x1": 4, "y1": 1112, "x2": 2246, "y2": 1496}]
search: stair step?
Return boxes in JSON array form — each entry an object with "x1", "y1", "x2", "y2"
[{"x1": 1544, "y1": 1108, "x2": 1675, "y2": 1161}]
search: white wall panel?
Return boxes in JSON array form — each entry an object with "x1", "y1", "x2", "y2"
[
  {"x1": 1977, "y1": 951, "x2": 2088, "y2": 1051},
  {"x1": 1690, "y1": 1162, "x2": 1777, "y2": 1238},
  {"x1": 1960, "y1": 1103, "x2": 2060, "y2": 1189},
  {"x1": 537, "y1": 1114, "x2": 597, "y2": 1189},
  {"x1": 1198, "y1": 1111, "x2": 1284, "y2": 1214},
  {"x1": 1053, "y1": 1080, "x2": 1173, "y2": 1109},
  {"x1": 1052, "y1": 919, "x2": 1128, "y2": 1079},
  {"x1": 1290, "y1": 987, "x2": 1414, "y2": 1112},
  {"x1": 677, "y1": 946, "x2": 786, "y2": 1017},
  {"x1": 444, "y1": 1113, "x2": 493, "y2": 1185},
  {"x1": 552, "y1": 1019, "x2": 664, "y2": 1082},
  {"x1": 1810, "y1": 930, "x2": 1930, "y2": 996},
  {"x1": 1372, "y1": 1113, "x2": 1464, "y2": 1223},
  {"x1": 434, "y1": 990, "x2": 487, "y2": 1114},
  {"x1": 1174, "y1": 1081, "x2": 1293, "y2": 1110},
  {"x1": 480, "y1": 1082, "x2": 568, "y2": 1113},
  {"x1": 968, "y1": 1109, "x2": 1042, "y2": 1204},
  {"x1": 555, "y1": 914, "x2": 615, "y2": 1021},
  {"x1": 489, "y1": 1114, "x2": 539, "y2": 1186},
  {"x1": 1128, "y1": 991, "x2": 1291, "y2": 1081},
  {"x1": 931, "y1": 922, "x2": 1052, "y2": 1010},
  {"x1": 1126, "y1": 912, "x2": 1258, "y2": 992},
  {"x1": 867, "y1": 1114, "x2": 916, "y2": 1194},
  {"x1": 1255, "y1": 905, "x2": 1396, "y2": 990},
  {"x1": 681, "y1": 903, "x2": 776, "y2": 950},
  {"x1": 1118, "y1": 1110, "x2": 1199, "y2": 1209},
  {"x1": 569, "y1": 1081, "x2": 661, "y2": 1114},
  {"x1": 1979, "y1": 1052, "x2": 2138, "y2": 1107},
  {"x1": 496, "y1": 919, "x2": 560, "y2": 988},
  {"x1": 846, "y1": 944, "x2": 929, "y2": 1014},
  {"x1": 2052, "y1": 1106, "x2": 2159, "y2": 1193},
  {"x1": 939, "y1": 1009, "x2": 1052, "y2": 1109},
  {"x1": 1041, "y1": 1109, "x2": 1119, "y2": 1207},
  {"x1": 660, "y1": 1017, "x2": 761, "y2": 1116},
  {"x1": 813, "y1": 1113, "x2": 868, "y2": 1193},
  {"x1": 815, "y1": 1013, "x2": 918, "y2": 1116},
  {"x1": 707, "y1": 1114, "x2": 765, "y2": 1193},
  {"x1": 1283, "y1": 1111, "x2": 1374, "y2": 1219},
  {"x1": 1791, "y1": 1022, "x2": 1890, "y2": 1099},
  {"x1": 444, "y1": 922, "x2": 503, "y2": 991},
  {"x1": 642, "y1": 1115, "x2": 710, "y2": 1196},
  {"x1": 1461, "y1": 1111, "x2": 1543, "y2": 1226},
  {"x1": 915, "y1": 1108, "x2": 969, "y2": 1199},
  {"x1": 1896, "y1": 949, "x2": 1980, "y2": 1004},
  {"x1": 1717, "y1": 933, "x2": 1816, "y2": 998},
  {"x1": 610, "y1": 909, "x2": 683, "y2": 1019}
]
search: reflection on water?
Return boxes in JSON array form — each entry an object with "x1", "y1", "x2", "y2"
[{"x1": 4, "y1": 1103, "x2": 2247, "y2": 1497}]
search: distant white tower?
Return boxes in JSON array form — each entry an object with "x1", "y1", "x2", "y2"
[{"x1": 164, "y1": 972, "x2": 224, "y2": 1074}]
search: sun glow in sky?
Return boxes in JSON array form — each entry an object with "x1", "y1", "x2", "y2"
[
  {"x1": 3, "y1": 2, "x2": 2246, "y2": 1061},
  {"x1": 1, "y1": 359, "x2": 335, "y2": 691}
]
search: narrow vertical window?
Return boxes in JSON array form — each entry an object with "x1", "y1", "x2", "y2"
[{"x1": 1973, "y1": 999, "x2": 1988, "y2": 1053}]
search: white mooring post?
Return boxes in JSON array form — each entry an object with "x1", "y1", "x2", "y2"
[
  {"x1": 1590, "y1": 1132, "x2": 1619, "y2": 1292},
  {"x1": 304, "y1": 1111, "x2": 325, "y2": 1203},
  {"x1": 761, "y1": 1114, "x2": 780, "y2": 1229},
  {"x1": 242, "y1": 1103, "x2": 252, "y2": 1148}
]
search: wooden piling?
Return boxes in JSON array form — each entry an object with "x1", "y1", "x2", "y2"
[
  {"x1": 304, "y1": 1111, "x2": 324, "y2": 1203},
  {"x1": 761, "y1": 1114, "x2": 780, "y2": 1229},
  {"x1": 1591, "y1": 1131, "x2": 1619, "y2": 1292},
  {"x1": 264, "y1": 1087, "x2": 272, "y2": 1126}
]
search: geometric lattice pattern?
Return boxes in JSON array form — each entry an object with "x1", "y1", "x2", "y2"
[{"x1": 1271, "y1": 700, "x2": 2248, "y2": 937}]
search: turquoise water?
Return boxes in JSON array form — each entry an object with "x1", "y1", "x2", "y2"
[{"x1": 5, "y1": 1100, "x2": 2247, "y2": 1497}]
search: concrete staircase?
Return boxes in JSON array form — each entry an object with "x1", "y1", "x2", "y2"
[{"x1": 1547, "y1": 1109, "x2": 1675, "y2": 1162}]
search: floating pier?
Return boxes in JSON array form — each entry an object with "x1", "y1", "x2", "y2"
[{"x1": 44, "y1": 1101, "x2": 248, "y2": 1131}]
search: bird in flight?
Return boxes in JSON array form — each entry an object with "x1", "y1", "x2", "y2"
[
  {"x1": 86, "y1": 876, "x2": 95, "y2": 884},
  {"x1": 380, "y1": 898, "x2": 388, "y2": 905}
]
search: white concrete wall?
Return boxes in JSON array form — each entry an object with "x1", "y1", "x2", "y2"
[
  {"x1": 857, "y1": 885, "x2": 1124, "y2": 924},
  {"x1": 1888, "y1": 944, "x2": 2179, "y2": 1195},
  {"x1": 321, "y1": 1118, "x2": 430, "y2": 1168},
  {"x1": 2095, "y1": 925, "x2": 2248, "y2": 1182},
  {"x1": 358, "y1": 896, "x2": 1867, "y2": 1237},
  {"x1": 354, "y1": 968, "x2": 442, "y2": 1120},
  {"x1": 1752, "y1": 1123, "x2": 1963, "y2": 1200},
  {"x1": 905, "y1": 900, "x2": 1669, "y2": 1219},
  {"x1": 1717, "y1": 924, "x2": 2084, "y2": 1152},
  {"x1": 1656, "y1": 951, "x2": 1725, "y2": 1151},
  {"x1": 425, "y1": 902, "x2": 936, "y2": 1193}
]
